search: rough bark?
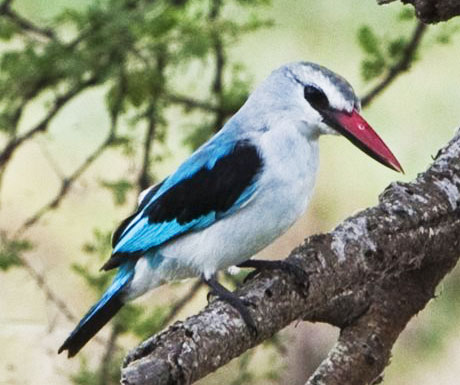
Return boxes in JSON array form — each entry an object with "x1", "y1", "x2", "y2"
[
  {"x1": 378, "y1": 0, "x2": 460, "y2": 23},
  {"x1": 121, "y1": 129, "x2": 460, "y2": 385}
]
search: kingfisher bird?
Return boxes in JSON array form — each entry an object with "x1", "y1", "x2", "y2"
[{"x1": 59, "y1": 61, "x2": 402, "y2": 357}]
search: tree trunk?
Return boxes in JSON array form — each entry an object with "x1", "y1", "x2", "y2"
[{"x1": 377, "y1": 0, "x2": 460, "y2": 23}]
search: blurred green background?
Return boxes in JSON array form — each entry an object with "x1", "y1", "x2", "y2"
[{"x1": 1, "y1": 0, "x2": 460, "y2": 384}]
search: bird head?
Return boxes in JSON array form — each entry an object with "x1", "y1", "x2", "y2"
[{"x1": 248, "y1": 61, "x2": 403, "y2": 173}]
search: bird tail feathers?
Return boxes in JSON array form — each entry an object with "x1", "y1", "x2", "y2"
[{"x1": 58, "y1": 262, "x2": 135, "y2": 357}]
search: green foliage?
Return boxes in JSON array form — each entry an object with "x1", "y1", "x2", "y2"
[
  {"x1": 72, "y1": 262, "x2": 114, "y2": 294},
  {"x1": 71, "y1": 357, "x2": 100, "y2": 385},
  {"x1": 101, "y1": 179, "x2": 133, "y2": 206},
  {"x1": 262, "y1": 334, "x2": 286, "y2": 381},
  {"x1": 357, "y1": 10, "x2": 418, "y2": 82},
  {"x1": 0, "y1": 0, "x2": 273, "y2": 169},
  {"x1": 222, "y1": 64, "x2": 253, "y2": 114},
  {"x1": 387, "y1": 36, "x2": 408, "y2": 61},
  {"x1": 4, "y1": 1, "x2": 457, "y2": 384},
  {"x1": 230, "y1": 351, "x2": 255, "y2": 385},
  {"x1": 183, "y1": 64, "x2": 252, "y2": 149},
  {"x1": 0, "y1": 234, "x2": 32, "y2": 271},
  {"x1": 434, "y1": 21, "x2": 460, "y2": 44},
  {"x1": 71, "y1": 353, "x2": 124, "y2": 385},
  {"x1": 357, "y1": 26, "x2": 386, "y2": 81},
  {"x1": 398, "y1": 6, "x2": 415, "y2": 21},
  {"x1": 0, "y1": 19, "x2": 17, "y2": 40},
  {"x1": 184, "y1": 120, "x2": 216, "y2": 150},
  {"x1": 76, "y1": 229, "x2": 114, "y2": 293},
  {"x1": 82, "y1": 229, "x2": 113, "y2": 257}
]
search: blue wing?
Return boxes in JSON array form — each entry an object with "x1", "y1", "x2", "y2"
[{"x1": 103, "y1": 136, "x2": 263, "y2": 270}]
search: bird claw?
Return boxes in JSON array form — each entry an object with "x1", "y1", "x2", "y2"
[
  {"x1": 241, "y1": 297, "x2": 256, "y2": 308},
  {"x1": 239, "y1": 259, "x2": 309, "y2": 293},
  {"x1": 278, "y1": 261, "x2": 310, "y2": 291},
  {"x1": 207, "y1": 290, "x2": 255, "y2": 308},
  {"x1": 203, "y1": 276, "x2": 258, "y2": 336},
  {"x1": 224, "y1": 295, "x2": 258, "y2": 336}
]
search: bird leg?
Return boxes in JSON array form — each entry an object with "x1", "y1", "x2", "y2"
[
  {"x1": 202, "y1": 275, "x2": 257, "y2": 335},
  {"x1": 237, "y1": 259, "x2": 309, "y2": 290}
]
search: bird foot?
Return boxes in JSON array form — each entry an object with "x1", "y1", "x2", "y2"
[
  {"x1": 207, "y1": 290, "x2": 255, "y2": 307},
  {"x1": 203, "y1": 276, "x2": 258, "y2": 336},
  {"x1": 238, "y1": 259, "x2": 309, "y2": 292}
]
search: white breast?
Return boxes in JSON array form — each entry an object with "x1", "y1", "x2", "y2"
[{"x1": 154, "y1": 126, "x2": 319, "y2": 281}]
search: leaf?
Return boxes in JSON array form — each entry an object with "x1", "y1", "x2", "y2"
[
  {"x1": 399, "y1": 7, "x2": 415, "y2": 21},
  {"x1": 387, "y1": 37, "x2": 408, "y2": 61},
  {"x1": 0, "y1": 19, "x2": 18, "y2": 41},
  {"x1": 82, "y1": 229, "x2": 113, "y2": 258},
  {"x1": 357, "y1": 26, "x2": 382, "y2": 56},
  {"x1": 0, "y1": 236, "x2": 32, "y2": 271},
  {"x1": 361, "y1": 57, "x2": 386, "y2": 81},
  {"x1": 72, "y1": 263, "x2": 113, "y2": 293},
  {"x1": 100, "y1": 179, "x2": 133, "y2": 206}
]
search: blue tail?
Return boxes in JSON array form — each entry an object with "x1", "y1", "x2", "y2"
[{"x1": 58, "y1": 262, "x2": 135, "y2": 357}]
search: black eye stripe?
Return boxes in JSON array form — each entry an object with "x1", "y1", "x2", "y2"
[{"x1": 304, "y1": 85, "x2": 329, "y2": 110}]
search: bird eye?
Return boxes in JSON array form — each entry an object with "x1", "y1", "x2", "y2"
[{"x1": 304, "y1": 85, "x2": 329, "y2": 110}]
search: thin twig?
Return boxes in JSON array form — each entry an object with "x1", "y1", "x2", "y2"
[
  {"x1": 16, "y1": 72, "x2": 125, "y2": 233},
  {"x1": 165, "y1": 93, "x2": 223, "y2": 113},
  {"x1": 21, "y1": 259, "x2": 77, "y2": 322},
  {"x1": 361, "y1": 21, "x2": 427, "y2": 108},
  {"x1": 16, "y1": 133, "x2": 115, "y2": 233},
  {"x1": 0, "y1": 76, "x2": 99, "y2": 170},
  {"x1": 209, "y1": 0, "x2": 226, "y2": 132},
  {"x1": 11, "y1": 130, "x2": 118, "y2": 327},
  {"x1": 138, "y1": 106, "x2": 157, "y2": 192},
  {"x1": 36, "y1": 139, "x2": 66, "y2": 180},
  {"x1": 0, "y1": 0, "x2": 56, "y2": 40},
  {"x1": 137, "y1": 49, "x2": 166, "y2": 192}
]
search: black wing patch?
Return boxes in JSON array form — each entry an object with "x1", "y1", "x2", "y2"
[
  {"x1": 145, "y1": 140, "x2": 263, "y2": 225},
  {"x1": 104, "y1": 140, "x2": 263, "y2": 272}
]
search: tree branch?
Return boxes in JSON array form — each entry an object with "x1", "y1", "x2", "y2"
[
  {"x1": 361, "y1": 21, "x2": 427, "y2": 108},
  {"x1": 165, "y1": 93, "x2": 225, "y2": 114},
  {"x1": 121, "y1": 128, "x2": 460, "y2": 385},
  {"x1": 377, "y1": 0, "x2": 460, "y2": 23}
]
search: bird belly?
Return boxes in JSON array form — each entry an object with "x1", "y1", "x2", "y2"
[{"x1": 124, "y1": 253, "x2": 194, "y2": 300}]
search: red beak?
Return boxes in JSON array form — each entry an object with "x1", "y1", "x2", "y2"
[{"x1": 323, "y1": 109, "x2": 403, "y2": 173}]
